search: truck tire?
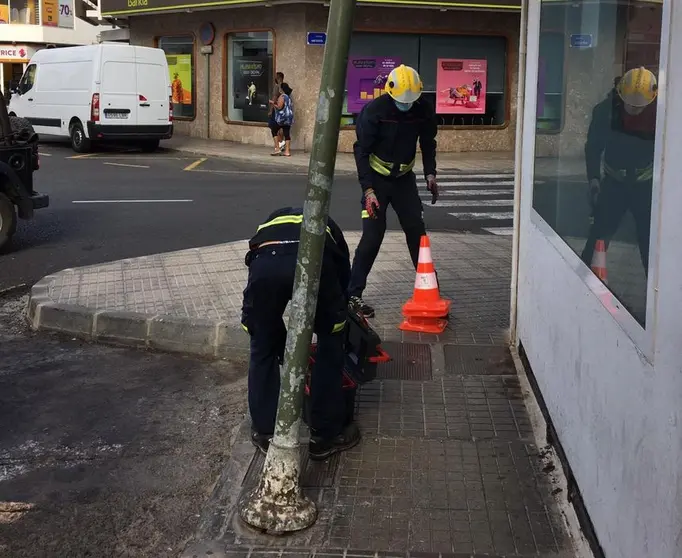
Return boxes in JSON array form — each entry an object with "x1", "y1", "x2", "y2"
[
  {"x1": 0, "y1": 192, "x2": 17, "y2": 251},
  {"x1": 69, "y1": 121, "x2": 91, "y2": 153},
  {"x1": 9, "y1": 115, "x2": 36, "y2": 142}
]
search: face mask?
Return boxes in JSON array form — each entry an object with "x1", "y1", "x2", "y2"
[
  {"x1": 623, "y1": 103, "x2": 645, "y2": 115},
  {"x1": 394, "y1": 100, "x2": 413, "y2": 112}
]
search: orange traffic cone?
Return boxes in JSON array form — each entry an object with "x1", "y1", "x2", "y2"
[
  {"x1": 399, "y1": 235, "x2": 451, "y2": 334},
  {"x1": 591, "y1": 240, "x2": 608, "y2": 283}
]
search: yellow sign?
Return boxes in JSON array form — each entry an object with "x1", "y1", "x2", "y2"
[{"x1": 42, "y1": 0, "x2": 59, "y2": 26}]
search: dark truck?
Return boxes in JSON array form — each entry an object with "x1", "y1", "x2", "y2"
[{"x1": 0, "y1": 91, "x2": 48, "y2": 251}]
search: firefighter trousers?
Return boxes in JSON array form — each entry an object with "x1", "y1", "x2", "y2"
[
  {"x1": 241, "y1": 244, "x2": 347, "y2": 440},
  {"x1": 348, "y1": 171, "x2": 425, "y2": 297},
  {"x1": 580, "y1": 176, "x2": 652, "y2": 273}
]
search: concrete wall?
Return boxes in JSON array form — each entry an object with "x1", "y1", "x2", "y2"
[
  {"x1": 516, "y1": 1, "x2": 682, "y2": 556},
  {"x1": 129, "y1": 3, "x2": 520, "y2": 152}
]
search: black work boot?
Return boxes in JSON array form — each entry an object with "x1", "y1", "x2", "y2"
[
  {"x1": 251, "y1": 430, "x2": 271, "y2": 455},
  {"x1": 309, "y1": 423, "x2": 361, "y2": 461},
  {"x1": 349, "y1": 296, "x2": 375, "y2": 319}
]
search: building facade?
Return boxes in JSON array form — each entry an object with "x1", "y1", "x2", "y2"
[
  {"x1": 0, "y1": 0, "x2": 106, "y2": 94},
  {"x1": 513, "y1": 1, "x2": 679, "y2": 557},
  {"x1": 98, "y1": 0, "x2": 523, "y2": 153}
]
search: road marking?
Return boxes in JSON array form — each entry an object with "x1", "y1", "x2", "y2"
[
  {"x1": 72, "y1": 199, "x2": 193, "y2": 204},
  {"x1": 189, "y1": 168, "x2": 307, "y2": 176},
  {"x1": 38, "y1": 152, "x2": 52, "y2": 157},
  {"x1": 421, "y1": 189, "x2": 512, "y2": 197},
  {"x1": 438, "y1": 180, "x2": 515, "y2": 187},
  {"x1": 103, "y1": 162, "x2": 150, "y2": 169},
  {"x1": 425, "y1": 199, "x2": 513, "y2": 208},
  {"x1": 183, "y1": 157, "x2": 207, "y2": 171},
  {"x1": 447, "y1": 211, "x2": 514, "y2": 220},
  {"x1": 68, "y1": 153, "x2": 97, "y2": 159}
]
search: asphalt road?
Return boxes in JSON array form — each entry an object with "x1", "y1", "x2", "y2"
[
  {"x1": 0, "y1": 142, "x2": 469, "y2": 291},
  {"x1": 0, "y1": 289, "x2": 249, "y2": 558}
]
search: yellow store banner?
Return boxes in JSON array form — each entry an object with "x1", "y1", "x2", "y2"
[{"x1": 42, "y1": 0, "x2": 58, "y2": 26}]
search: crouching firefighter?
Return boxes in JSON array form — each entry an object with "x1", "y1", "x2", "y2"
[
  {"x1": 348, "y1": 64, "x2": 439, "y2": 318},
  {"x1": 581, "y1": 67, "x2": 657, "y2": 274},
  {"x1": 241, "y1": 207, "x2": 361, "y2": 461}
]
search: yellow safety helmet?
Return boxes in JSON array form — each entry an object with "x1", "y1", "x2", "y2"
[
  {"x1": 617, "y1": 67, "x2": 658, "y2": 108},
  {"x1": 385, "y1": 65, "x2": 423, "y2": 104}
]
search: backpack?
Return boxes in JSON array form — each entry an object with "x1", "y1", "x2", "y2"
[{"x1": 275, "y1": 94, "x2": 294, "y2": 126}]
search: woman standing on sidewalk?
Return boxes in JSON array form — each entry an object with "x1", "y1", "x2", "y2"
[{"x1": 268, "y1": 83, "x2": 294, "y2": 157}]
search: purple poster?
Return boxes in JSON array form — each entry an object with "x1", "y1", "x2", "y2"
[
  {"x1": 537, "y1": 56, "x2": 546, "y2": 117},
  {"x1": 346, "y1": 57, "x2": 401, "y2": 113}
]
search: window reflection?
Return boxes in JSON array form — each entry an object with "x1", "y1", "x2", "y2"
[{"x1": 532, "y1": 0, "x2": 662, "y2": 327}]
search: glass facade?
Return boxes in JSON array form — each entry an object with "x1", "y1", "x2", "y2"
[
  {"x1": 226, "y1": 31, "x2": 274, "y2": 124},
  {"x1": 158, "y1": 35, "x2": 195, "y2": 120},
  {"x1": 532, "y1": 0, "x2": 663, "y2": 326},
  {"x1": 342, "y1": 31, "x2": 508, "y2": 128}
]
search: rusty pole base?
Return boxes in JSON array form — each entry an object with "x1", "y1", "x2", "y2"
[{"x1": 237, "y1": 441, "x2": 317, "y2": 534}]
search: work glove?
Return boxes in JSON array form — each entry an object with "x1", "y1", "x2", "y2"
[
  {"x1": 426, "y1": 174, "x2": 439, "y2": 205},
  {"x1": 363, "y1": 188, "x2": 380, "y2": 219},
  {"x1": 587, "y1": 178, "x2": 600, "y2": 208}
]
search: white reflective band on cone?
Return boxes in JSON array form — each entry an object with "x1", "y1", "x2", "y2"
[
  {"x1": 414, "y1": 272, "x2": 438, "y2": 290},
  {"x1": 417, "y1": 248, "x2": 433, "y2": 264}
]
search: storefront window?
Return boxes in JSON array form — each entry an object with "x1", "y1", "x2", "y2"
[
  {"x1": 342, "y1": 32, "x2": 508, "y2": 127},
  {"x1": 0, "y1": 0, "x2": 9, "y2": 23},
  {"x1": 532, "y1": 0, "x2": 663, "y2": 326},
  {"x1": 158, "y1": 36, "x2": 195, "y2": 120},
  {"x1": 8, "y1": 0, "x2": 39, "y2": 24},
  {"x1": 226, "y1": 31, "x2": 274, "y2": 124},
  {"x1": 536, "y1": 32, "x2": 565, "y2": 133}
]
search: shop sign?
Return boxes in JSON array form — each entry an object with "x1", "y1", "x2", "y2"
[
  {"x1": 435, "y1": 59, "x2": 488, "y2": 115},
  {"x1": 306, "y1": 32, "x2": 327, "y2": 46},
  {"x1": 346, "y1": 57, "x2": 401, "y2": 113},
  {"x1": 41, "y1": 0, "x2": 74, "y2": 28},
  {"x1": 0, "y1": 45, "x2": 35, "y2": 62},
  {"x1": 102, "y1": 0, "x2": 520, "y2": 17},
  {"x1": 570, "y1": 34, "x2": 593, "y2": 49}
]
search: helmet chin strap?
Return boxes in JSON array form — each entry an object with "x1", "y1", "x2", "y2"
[{"x1": 623, "y1": 104, "x2": 645, "y2": 115}]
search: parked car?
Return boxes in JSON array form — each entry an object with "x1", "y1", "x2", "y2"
[{"x1": 7, "y1": 44, "x2": 173, "y2": 153}]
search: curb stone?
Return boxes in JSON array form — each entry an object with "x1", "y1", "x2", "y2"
[{"x1": 27, "y1": 276, "x2": 250, "y2": 358}]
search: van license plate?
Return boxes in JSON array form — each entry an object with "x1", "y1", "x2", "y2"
[{"x1": 107, "y1": 113, "x2": 129, "y2": 119}]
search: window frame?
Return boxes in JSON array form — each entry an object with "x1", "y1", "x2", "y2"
[
  {"x1": 222, "y1": 28, "x2": 277, "y2": 127},
  {"x1": 155, "y1": 33, "x2": 197, "y2": 122},
  {"x1": 341, "y1": 27, "x2": 513, "y2": 131}
]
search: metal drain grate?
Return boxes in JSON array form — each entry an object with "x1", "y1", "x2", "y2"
[
  {"x1": 376, "y1": 342, "x2": 432, "y2": 381},
  {"x1": 242, "y1": 450, "x2": 340, "y2": 489},
  {"x1": 443, "y1": 344, "x2": 514, "y2": 376}
]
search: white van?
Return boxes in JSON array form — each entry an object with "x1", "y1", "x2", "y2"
[{"x1": 8, "y1": 44, "x2": 173, "y2": 153}]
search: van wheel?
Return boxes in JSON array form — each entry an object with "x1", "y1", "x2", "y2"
[
  {"x1": 69, "y1": 121, "x2": 91, "y2": 153},
  {"x1": 0, "y1": 193, "x2": 17, "y2": 251},
  {"x1": 140, "y1": 139, "x2": 160, "y2": 153}
]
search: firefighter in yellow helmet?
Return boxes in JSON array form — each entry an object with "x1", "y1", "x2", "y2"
[
  {"x1": 581, "y1": 67, "x2": 658, "y2": 275},
  {"x1": 348, "y1": 64, "x2": 439, "y2": 318}
]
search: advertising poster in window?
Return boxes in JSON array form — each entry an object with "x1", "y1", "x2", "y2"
[
  {"x1": 233, "y1": 56, "x2": 271, "y2": 122},
  {"x1": 58, "y1": 0, "x2": 74, "y2": 28},
  {"x1": 436, "y1": 59, "x2": 487, "y2": 114},
  {"x1": 346, "y1": 57, "x2": 401, "y2": 113},
  {"x1": 166, "y1": 54, "x2": 192, "y2": 106},
  {"x1": 41, "y1": 0, "x2": 58, "y2": 26}
]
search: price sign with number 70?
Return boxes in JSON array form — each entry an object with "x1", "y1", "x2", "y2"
[{"x1": 57, "y1": 0, "x2": 74, "y2": 28}]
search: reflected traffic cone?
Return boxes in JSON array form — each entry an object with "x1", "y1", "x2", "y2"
[
  {"x1": 399, "y1": 235, "x2": 451, "y2": 334},
  {"x1": 591, "y1": 240, "x2": 608, "y2": 283}
]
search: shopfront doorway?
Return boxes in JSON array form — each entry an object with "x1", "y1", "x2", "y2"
[{"x1": 1, "y1": 62, "x2": 26, "y2": 95}]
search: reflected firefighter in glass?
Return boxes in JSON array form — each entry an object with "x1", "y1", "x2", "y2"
[
  {"x1": 581, "y1": 67, "x2": 658, "y2": 275},
  {"x1": 348, "y1": 64, "x2": 439, "y2": 318}
]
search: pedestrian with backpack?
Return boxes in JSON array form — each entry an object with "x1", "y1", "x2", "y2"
[{"x1": 268, "y1": 82, "x2": 294, "y2": 157}]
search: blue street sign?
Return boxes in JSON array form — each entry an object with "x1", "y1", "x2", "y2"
[
  {"x1": 307, "y1": 32, "x2": 327, "y2": 46},
  {"x1": 570, "y1": 34, "x2": 593, "y2": 48}
]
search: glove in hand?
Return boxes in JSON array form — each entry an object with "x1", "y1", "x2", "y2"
[
  {"x1": 426, "y1": 174, "x2": 439, "y2": 205},
  {"x1": 364, "y1": 188, "x2": 380, "y2": 219}
]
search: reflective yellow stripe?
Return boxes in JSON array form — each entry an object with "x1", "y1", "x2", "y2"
[
  {"x1": 332, "y1": 320, "x2": 346, "y2": 334},
  {"x1": 361, "y1": 209, "x2": 370, "y2": 219},
  {"x1": 369, "y1": 153, "x2": 415, "y2": 177},
  {"x1": 256, "y1": 214, "x2": 336, "y2": 242},
  {"x1": 638, "y1": 166, "x2": 654, "y2": 181},
  {"x1": 241, "y1": 323, "x2": 249, "y2": 334},
  {"x1": 604, "y1": 162, "x2": 653, "y2": 182}
]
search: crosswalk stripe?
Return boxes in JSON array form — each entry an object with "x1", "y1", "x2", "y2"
[
  {"x1": 448, "y1": 211, "x2": 515, "y2": 220},
  {"x1": 438, "y1": 180, "x2": 515, "y2": 187},
  {"x1": 438, "y1": 173, "x2": 513, "y2": 179},
  {"x1": 424, "y1": 200, "x2": 513, "y2": 207},
  {"x1": 421, "y1": 189, "x2": 512, "y2": 197},
  {"x1": 483, "y1": 227, "x2": 514, "y2": 236}
]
